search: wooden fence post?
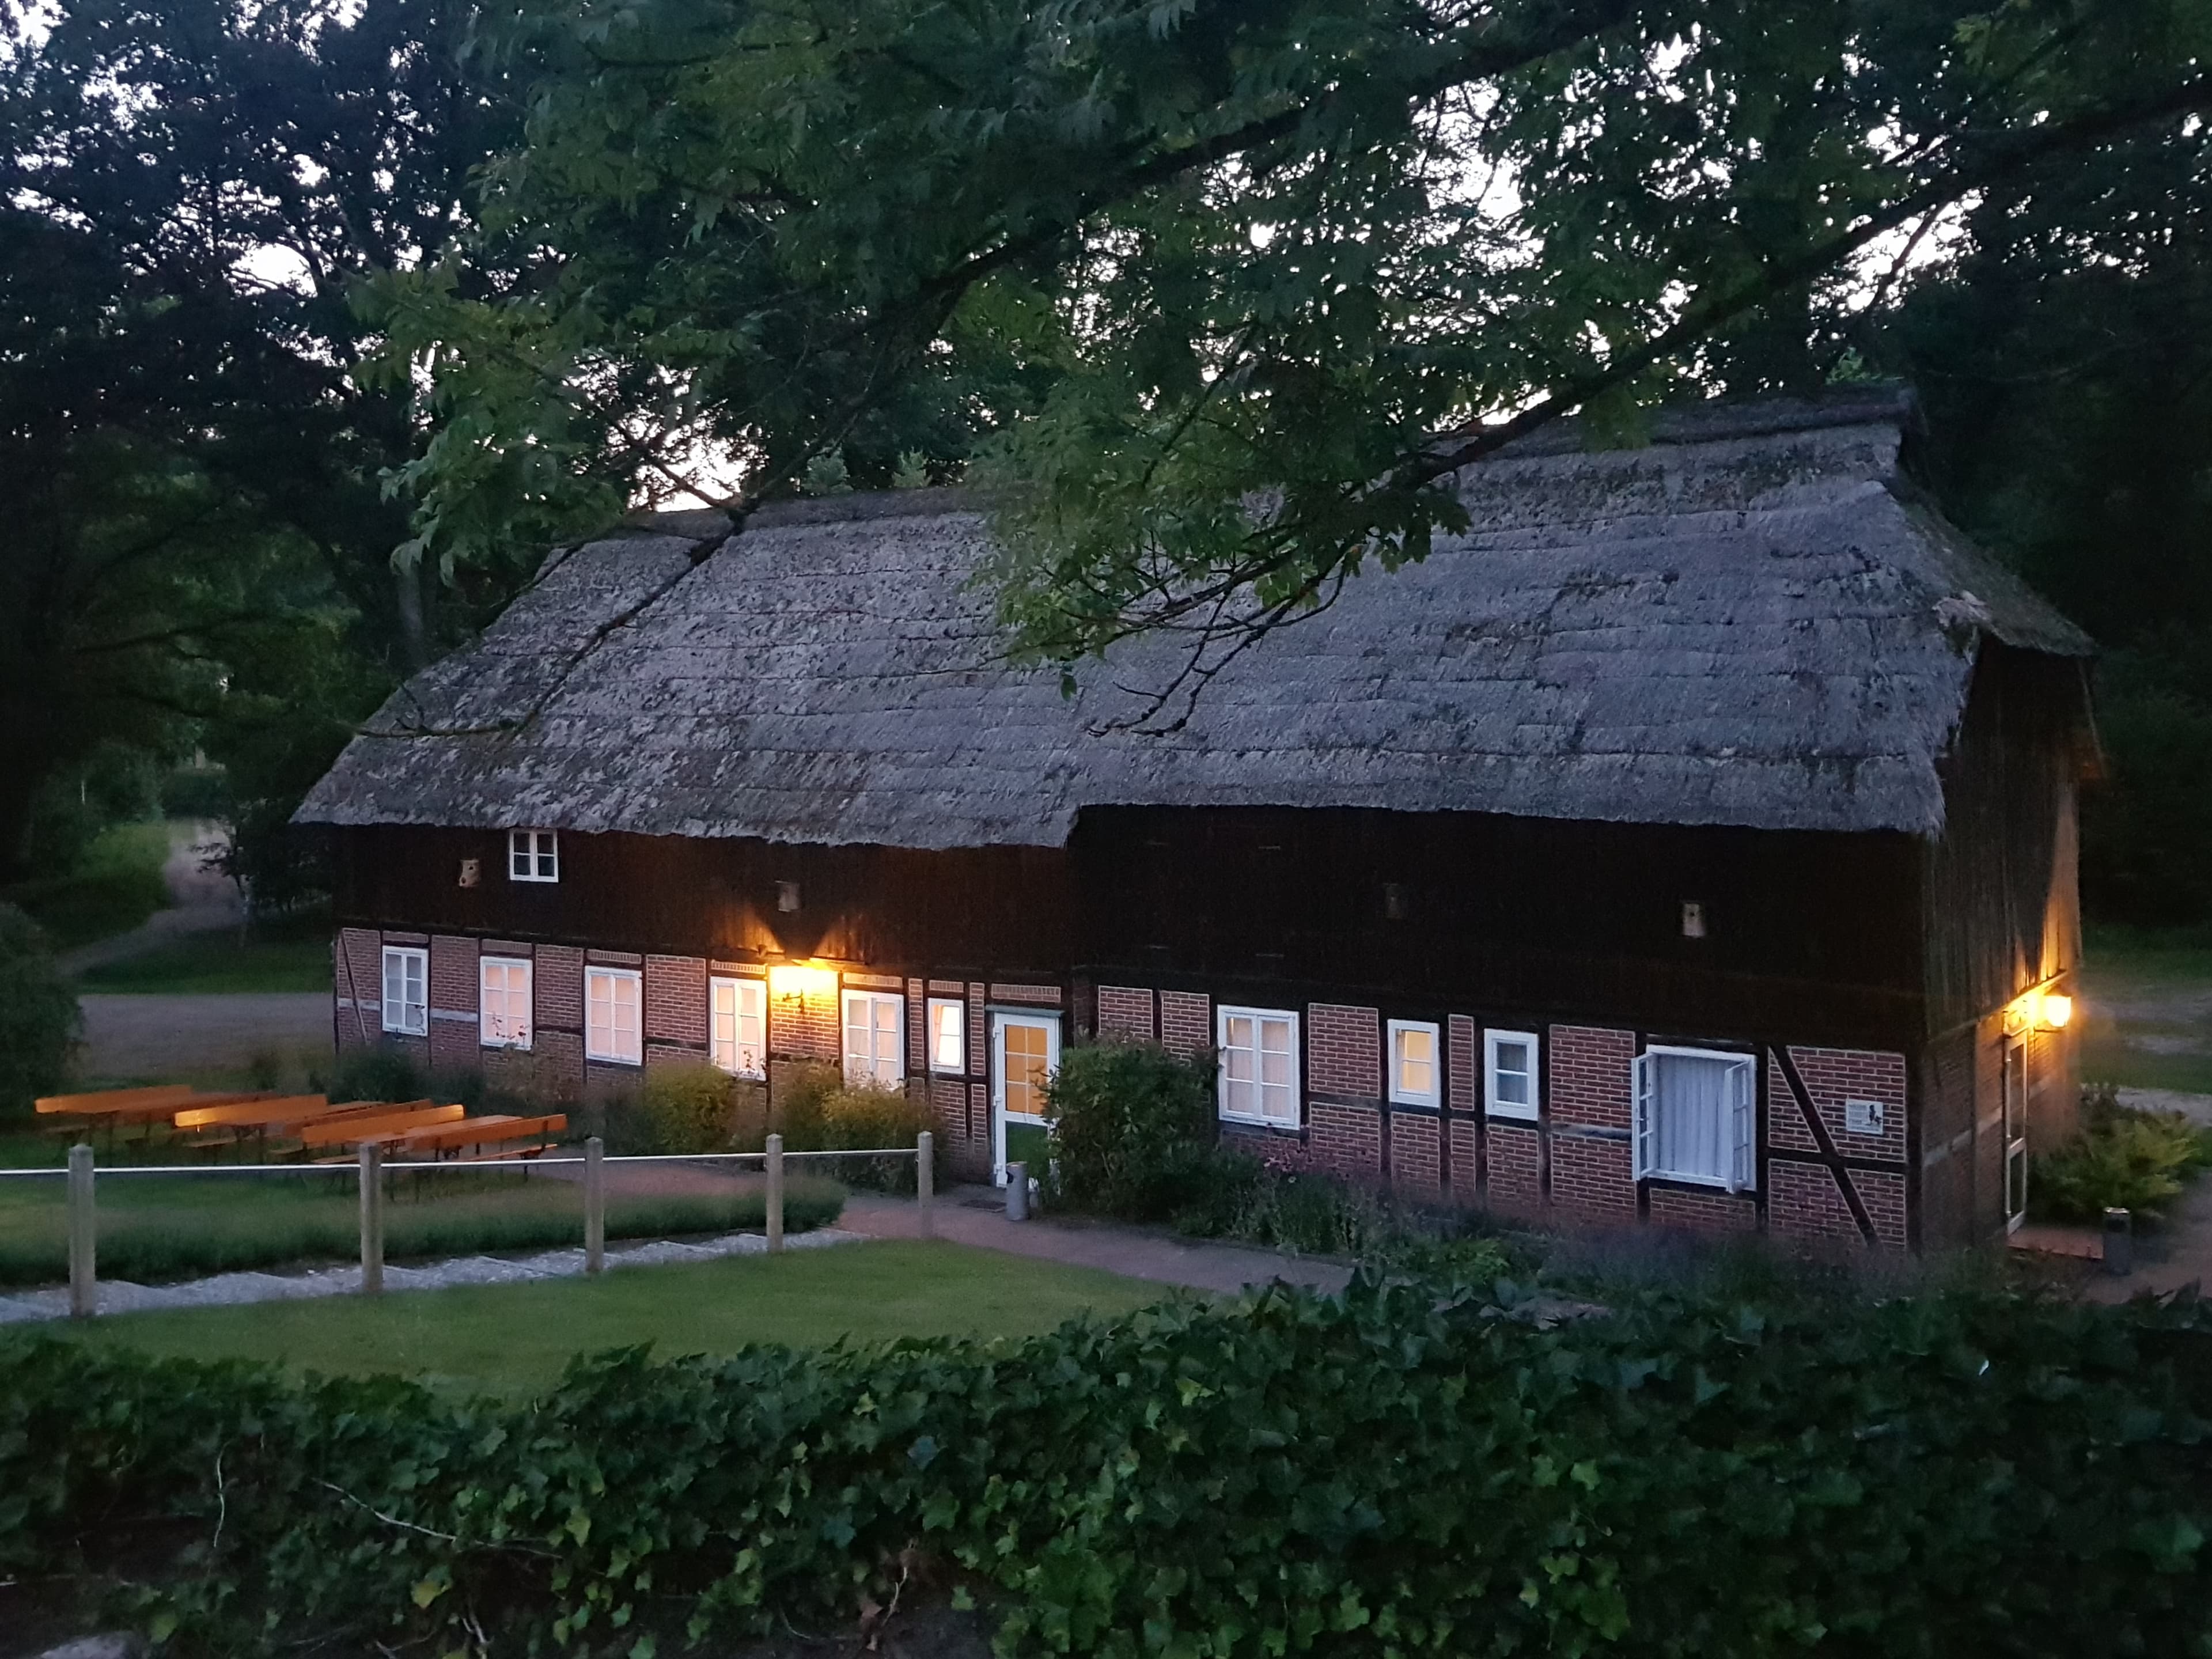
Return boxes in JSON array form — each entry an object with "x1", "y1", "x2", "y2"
[
  {"x1": 358, "y1": 1141, "x2": 385, "y2": 1296},
  {"x1": 584, "y1": 1136, "x2": 606, "y2": 1273},
  {"x1": 67, "y1": 1143, "x2": 96, "y2": 1319},
  {"x1": 915, "y1": 1130, "x2": 934, "y2": 1238},
  {"x1": 765, "y1": 1132, "x2": 784, "y2": 1255}
]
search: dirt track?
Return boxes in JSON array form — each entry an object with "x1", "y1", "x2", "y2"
[{"x1": 77, "y1": 992, "x2": 332, "y2": 1085}]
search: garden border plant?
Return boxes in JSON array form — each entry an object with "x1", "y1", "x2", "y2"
[{"x1": 3, "y1": 1268, "x2": 2210, "y2": 1658}]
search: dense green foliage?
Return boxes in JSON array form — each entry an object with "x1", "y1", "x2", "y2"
[
  {"x1": 626, "y1": 1060, "x2": 755, "y2": 1156},
  {"x1": 0, "y1": 903, "x2": 81, "y2": 1121},
  {"x1": 2034, "y1": 1085, "x2": 2212, "y2": 1224},
  {"x1": 792, "y1": 1082, "x2": 944, "y2": 1193},
  {"x1": 5, "y1": 1275, "x2": 2211, "y2": 1656},
  {"x1": 1047, "y1": 1041, "x2": 1221, "y2": 1220}
]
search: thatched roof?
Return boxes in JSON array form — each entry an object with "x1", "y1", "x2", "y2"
[{"x1": 298, "y1": 390, "x2": 2092, "y2": 848}]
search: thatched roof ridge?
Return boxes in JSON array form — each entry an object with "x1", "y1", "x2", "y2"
[{"x1": 299, "y1": 393, "x2": 2092, "y2": 847}]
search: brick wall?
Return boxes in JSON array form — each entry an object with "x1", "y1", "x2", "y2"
[
  {"x1": 1769, "y1": 1160, "x2": 1865, "y2": 1244},
  {"x1": 1484, "y1": 1123, "x2": 1543, "y2": 1213},
  {"x1": 335, "y1": 928, "x2": 382, "y2": 1050},
  {"x1": 1388, "y1": 1112, "x2": 1441, "y2": 1194},
  {"x1": 1549, "y1": 1025, "x2": 1634, "y2": 1130},
  {"x1": 967, "y1": 984, "x2": 987, "y2": 1075},
  {"x1": 1447, "y1": 1016, "x2": 1478, "y2": 1113},
  {"x1": 1159, "y1": 990, "x2": 1210, "y2": 1057},
  {"x1": 1855, "y1": 1169, "x2": 1907, "y2": 1251},
  {"x1": 990, "y1": 982, "x2": 1062, "y2": 1006},
  {"x1": 1308, "y1": 1100, "x2": 1383, "y2": 1179},
  {"x1": 1227, "y1": 1122, "x2": 1319, "y2": 1173},
  {"x1": 537, "y1": 945, "x2": 584, "y2": 1029},
  {"x1": 1650, "y1": 1187, "x2": 1759, "y2": 1233},
  {"x1": 1308, "y1": 1003, "x2": 1382, "y2": 1099},
  {"x1": 1550, "y1": 1135, "x2": 1635, "y2": 1224},
  {"x1": 933, "y1": 1077, "x2": 990, "y2": 1178},
  {"x1": 967, "y1": 1082, "x2": 991, "y2": 1177},
  {"x1": 644, "y1": 955, "x2": 709, "y2": 1047},
  {"x1": 907, "y1": 980, "x2": 927, "y2": 1072},
  {"x1": 775, "y1": 983, "x2": 840, "y2": 1063},
  {"x1": 1097, "y1": 985, "x2": 1157, "y2": 1043},
  {"x1": 1770, "y1": 1046, "x2": 1908, "y2": 1164},
  {"x1": 429, "y1": 934, "x2": 478, "y2": 1014},
  {"x1": 1448, "y1": 1118, "x2": 1480, "y2": 1205},
  {"x1": 645, "y1": 1041, "x2": 696, "y2": 1071}
]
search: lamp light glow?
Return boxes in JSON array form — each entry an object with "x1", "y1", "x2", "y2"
[
  {"x1": 2037, "y1": 993, "x2": 2073, "y2": 1031},
  {"x1": 768, "y1": 963, "x2": 837, "y2": 1000}
]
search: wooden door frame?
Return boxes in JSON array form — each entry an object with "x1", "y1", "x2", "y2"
[{"x1": 990, "y1": 1009, "x2": 1061, "y2": 1187}]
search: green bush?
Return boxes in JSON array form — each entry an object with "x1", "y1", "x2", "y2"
[
  {"x1": 772, "y1": 1058, "x2": 842, "y2": 1148},
  {"x1": 2033, "y1": 1084, "x2": 2212, "y2": 1223},
  {"x1": 631, "y1": 1060, "x2": 742, "y2": 1154},
  {"x1": 0, "y1": 904, "x2": 80, "y2": 1122},
  {"x1": 6, "y1": 1276, "x2": 2212, "y2": 1658},
  {"x1": 325, "y1": 1044, "x2": 427, "y2": 1105},
  {"x1": 800, "y1": 1082, "x2": 940, "y2": 1192},
  {"x1": 1045, "y1": 1041, "x2": 1219, "y2": 1220}
]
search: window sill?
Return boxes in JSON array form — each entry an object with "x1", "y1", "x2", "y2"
[
  {"x1": 1484, "y1": 1107, "x2": 1540, "y2": 1124},
  {"x1": 1388, "y1": 1094, "x2": 1440, "y2": 1111},
  {"x1": 1218, "y1": 1111, "x2": 1301, "y2": 1132},
  {"x1": 1645, "y1": 1169, "x2": 1751, "y2": 1194},
  {"x1": 480, "y1": 1040, "x2": 533, "y2": 1054},
  {"x1": 382, "y1": 1024, "x2": 427, "y2": 1039},
  {"x1": 587, "y1": 1055, "x2": 642, "y2": 1068}
]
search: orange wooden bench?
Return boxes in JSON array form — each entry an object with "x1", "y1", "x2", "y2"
[{"x1": 296, "y1": 1103, "x2": 466, "y2": 1154}]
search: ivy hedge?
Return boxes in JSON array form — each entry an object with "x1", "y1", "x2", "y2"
[{"x1": 5, "y1": 1273, "x2": 2211, "y2": 1658}]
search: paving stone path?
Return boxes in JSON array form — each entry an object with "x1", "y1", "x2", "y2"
[{"x1": 0, "y1": 1227, "x2": 865, "y2": 1325}]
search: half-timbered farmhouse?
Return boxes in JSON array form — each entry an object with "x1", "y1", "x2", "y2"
[{"x1": 298, "y1": 389, "x2": 2096, "y2": 1250}]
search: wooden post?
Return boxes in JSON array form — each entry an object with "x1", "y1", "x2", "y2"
[
  {"x1": 915, "y1": 1130, "x2": 934, "y2": 1238},
  {"x1": 584, "y1": 1135, "x2": 607, "y2": 1274},
  {"x1": 358, "y1": 1141, "x2": 385, "y2": 1296},
  {"x1": 765, "y1": 1132, "x2": 785, "y2": 1255},
  {"x1": 67, "y1": 1143, "x2": 96, "y2": 1319}
]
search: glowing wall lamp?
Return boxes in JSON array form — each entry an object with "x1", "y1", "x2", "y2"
[
  {"x1": 2036, "y1": 992, "x2": 2073, "y2": 1031},
  {"x1": 768, "y1": 963, "x2": 838, "y2": 1001}
]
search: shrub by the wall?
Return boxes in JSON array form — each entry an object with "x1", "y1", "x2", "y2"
[
  {"x1": 630, "y1": 1060, "x2": 742, "y2": 1154},
  {"x1": 798, "y1": 1082, "x2": 940, "y2": 1191},
  {"x1": 2035, "y1": 1082, "x2": 2212, "y2": 1222},
  {"x1": 1046, "y1": 1041, "x2": 1219, "y2": 1220},
  {"x1": 0, "y1": 903, "x2": 81, "y2": 1121},
  {"x1": 325, "y1": 1044, "x2": 426, "y2": 1106}
]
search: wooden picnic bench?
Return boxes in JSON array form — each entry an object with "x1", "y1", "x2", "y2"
[
  {"x1": 36, "y1": 1086, "x2": 266, "y2": 1148},
  {"x1": 296, "y1": 1103, "x2": 467, "y2": 1156},
  {"x1": 386, "y1": 1113, "x2": 569, "y2": 1160}
]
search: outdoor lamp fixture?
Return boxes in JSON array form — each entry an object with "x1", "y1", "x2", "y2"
[
  {"x1": 2004, "y1": 988, "x2": 2075, "y2": 1034},
  {"x1": 768, "y1": 963, "x2": 836, "y2": 1002},
  {"x1": 2037, "y1": 992, "x2": 2074, "y2": 1031}
]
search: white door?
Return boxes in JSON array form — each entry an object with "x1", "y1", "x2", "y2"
[{"x1": 991, "y1": 1012, "x2": 1060, "y2": 1186}]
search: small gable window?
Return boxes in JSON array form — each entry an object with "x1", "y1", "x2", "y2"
[
  {"x1": 509, "y1": 830, "x2": 559, "y2": 882},
  {"x1": 381, "y1": 946, "x2": 427, "y2": 1037}
]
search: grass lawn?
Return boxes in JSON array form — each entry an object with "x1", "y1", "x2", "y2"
[
  {"x1": 16, "y1": 1240, "x2": 1173, "y2": 1395},
  {"x1": 3, "y1": 819, "x2": 177, "y2": 949},
  {"x1": 77, "y1": 929, "x2": 334, "y2": 993},
  {"x1": 2080, "y1": 927, "x2": 2212, "y2": 1096},
  {"x1": 0, "y1": 1163, "x2": 846, "y2": 1286}
]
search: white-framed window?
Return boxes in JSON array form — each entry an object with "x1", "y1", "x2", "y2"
[
  {"x1": 843, "y1": 991, "x2": 904, "y2": 1088},
  {"x1": 1388, "y1": 1019, "x2": 1440, "y2": 1107},
  {"x1": 479, "y1": 956, "x2": 533, "y2": 1051},
  {"x1": 927, "y1": 997, "x2": 965, "y2": 1074},
  {"x1": 586, "y1": 966, "x2": 642, "y2": 1065},
  {"x1": 1484, "y1": 1029, "x2": 1540, "y2": 1122},
  {"x1": 1218, "y1": 1005, "x2": 1300, "y2": 1127},
  {"x1": 380, "y1": 946, "x2": 427, "y2": 1037},
  {"x1": 509, "y1": 829, "x2": 559, "y2": 882},
  {"x1": 709, "y1": 975, "x2": 766, "y2": 1078},
  {"x1": 1634, "y1": 1046, "x2": 1756, "y2": 1192}
]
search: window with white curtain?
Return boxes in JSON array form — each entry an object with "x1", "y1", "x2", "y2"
[
  {"x1": 1484, "y1": 1029, "x2": 1539, "y2": 1122},
  {"x1": 381, "y1": 946, "x2": 427, "y2": 1036},
  {"x1": 927, "y1": 998, "x2": 965, "y2": 1074},
  {"x1": 1634, "y1": 1047, "x2": 1756, "y2": 1190},
  {"x1": 1218, "y1": 1006, "x2": 1300, "y2": 1126},
  {"x1": 1388, "y1": 1019, "x2": 1439, "y2": 1107},
  {"x1": 843, "y1": 991, "x2": 904, "y2": 1088},
  {"x1": 710, "y1": 976, "x2": 766, "y2": 1078},
  {"x1": 479, "y1": 956, "x2": 533, "y2": 1051},
  {"x1": 586, "y1": 966, "x2": 642, "y2": 1065}
]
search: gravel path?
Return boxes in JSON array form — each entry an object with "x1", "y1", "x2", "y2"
[
  {"x1": 76, "y1": 991, "x2": 332, "y2": 1080},
  {"x1": 59, "y1": 822, "x2": 243, "y2": 975},
  {"x1": 0, "y1": 1227, "x2": 865, "y2": 1325}
]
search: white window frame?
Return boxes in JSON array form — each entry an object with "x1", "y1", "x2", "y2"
[
  {"x1": 1217, "y1": 1005, "x2": 1301, "y2": 1128},
  {"x1": 1484, "y1": 1028, "x2": 1540, "y2": 1123},
  {"x1": 479, "y1": 956, "x2": 533, "y2": 1051},
  {"x1": 380, "y1": 946, "x2": 427, "y2": 1037},
  {"x1": 1387, "y1": 1019, "x2": 1440, "y2": 1108},
  {"x1": 843, "y1": 990, "x2": 905, "y2": 1089},
  {"x1": 509, "y1": 828, "x2": 559, "y2": 882},
  {"x1": 927, "y1": 997, "x2": 965, "y2": 1075},
  {"x1": 585, "y1": 965, "x2": 643, "y2": 1066},
  {"x1": 709, "y1": 975, "x2": 766, "y2": 1079},
  {"x1": 1633, "y1": 1045, "x2": 1756, "y2": 1192}
]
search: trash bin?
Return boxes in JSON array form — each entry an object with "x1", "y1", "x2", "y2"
[
  {"x1": 2104, "y1": 1207, "x2": 2133, "y2": 1277},
  {"x1": 1005, "y1": 1163, "x2": 1029, "y2": 1222}
]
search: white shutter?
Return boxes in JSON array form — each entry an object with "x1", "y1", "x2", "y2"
[
  {"x1": 1633, "y1": 1052, "x2": 1655, "y2": 1180},
  {"x1": 1728, "y1": 1057, "x2": 1756, "y2": 1192}
]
